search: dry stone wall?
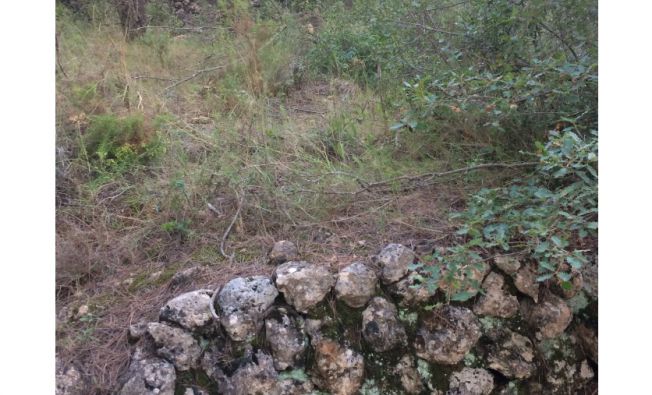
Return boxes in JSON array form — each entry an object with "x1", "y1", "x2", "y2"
[{"x1": 107, "y1": 241, "x2": 598, "y2": 395}]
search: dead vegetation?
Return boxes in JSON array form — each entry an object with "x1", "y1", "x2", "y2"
[{"x1": 55, "y1": 2, "x2": 532, "y2": 392}]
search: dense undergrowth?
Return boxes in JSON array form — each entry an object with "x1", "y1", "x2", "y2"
[{"x1": 55, "y1": 0, "x2": 597, "y2": 392}]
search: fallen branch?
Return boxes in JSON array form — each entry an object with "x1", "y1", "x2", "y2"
[
  {"x1": 165, "y1": 65, "x2": 226, "y2": 92},
  {"x1": 360, "y1": 161, "x2": 539, "y2": 192},
  {"x1": 220, "y1": 191, "x2": 245, "y2": 262}
]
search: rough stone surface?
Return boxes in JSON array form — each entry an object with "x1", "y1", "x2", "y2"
[
  {"x1": 313, "y1": 339, "x2": 365, "y2": 395},
  {"x1": 279, "y1": 377, "x2": 315, "y2": 395},
  {"x1": 225, "y1": 351, "x2": 281, "y2": 395},
  {"x1": 473, "y1": 272, "x2": 519, "y2": 318},
  {"x1": 393, "y1": 354, "x2": 424, "y2": 394},
  {"x1": 183, "y1": 388, "x2": 209, "y2": 395},
  {"x1": 128, "y1": 321, "x2": 148, "y2": 341},
  {"x1": 119, "y1": 349, "x2": 176, "y2": 395},
  {"x1": 375, "y1": 243, "x2": 415, "y2": 284},
  {"x1": 56, "y1": 362, "x2": 85, "y2": 395},
  {"x1": 275, "y1": 261, "x2": 335, "y2": 313},
  {"x1": 448, "y1": 367, "x2": 494, "y2": 395},
  {"x1": 169, "y1": 266, "x2": 206, "y2": 288},
  {"x1": 581, "y1": 262, "x2": 598, "y2": 299},
  {"x1": 389, "y1": 270, "x2": 437, "y2": 306},
  {"x1": 160, "y1": 290, "x2": 213, "y2": 332},
  {"x1": 575, "y1": 323, "x2": 598, "y2": 364},
  {"x1": 265, "y1": 309, "x2": 307, "y2": 370},
  {"x1": 513, "y1": 263, "x2": 540, "y2": 302},
  {"x1": 494, "y1": 255, "x2": 521, "y2": 275},
  {"x1": 523, "y1": 292, "x2": 573, "y2": 340},
  {"x1": 414, "y1": 306, "x2": 481, "y2": 365},
  {"x1": 217, "y1": 276, "x2": 279, "y2": 341},
  {"x1": 439, "y1": 262, "x2": 490, "y2": 297},
  {"x1": 486, "y1": 328, "x2": 536, "y2": 379},
  {"x1": 361, "y1": 297, "x2": 407, "y2": 352},
  {"x1": 552, "y1": 271, "x2": 584, "y2": 299},
  {"x1": 147, "y1": 322, "x2": 202, "y2": 371},
  {"x1": 334, "y1": 262, "x2": 378, "y2": 308},
  {"x1": 268, "y1": 240, "x2": 299, "y2": 265}
]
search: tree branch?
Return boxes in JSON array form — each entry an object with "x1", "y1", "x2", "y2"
[{"x1": 165, "y1": 65, "x2": 226, "y2": 92}]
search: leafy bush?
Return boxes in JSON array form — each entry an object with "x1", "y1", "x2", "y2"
[
  {"x1": 83, "y1": 114, "x2": 163, "y2": 173},
  {"x1": 413, "y1": 129, "x2": 597, "y2": 300},
  {"x1": 309, "y1": 0, "x2": 597, "y2": 154}
]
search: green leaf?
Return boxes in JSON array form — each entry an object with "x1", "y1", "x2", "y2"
[
  {"x1": 557, "y1": 272, "x2": 572, "y2": 281},
  {"x1": 566, "y1": 256, "x2": 583, "y2": 269},
  {"x1": 539, "y1": 261, "x2": 555, "y2": 271},
  {"x1": 535, "y1": 242, "x2": 549, "y2": 254},
  {"x1": 450, "y1": 291, "x2": 476, "y2": 302},
  {"x1": 586, "y1": 222, "x2": 598, "y2": 230},
  {"x1": 536, "y1": 273, "x2": 554, "y2": 282}
]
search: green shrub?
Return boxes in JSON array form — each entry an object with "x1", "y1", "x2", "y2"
[
  {"x1": 83, "y1": 114, "x2": 163, "y2": 173},
  {"x1": 412, "y1": 129, "x2": 598, "y2": 301}
]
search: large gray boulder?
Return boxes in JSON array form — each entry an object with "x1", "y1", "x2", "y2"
[
  {"x1": 226, "y1": 351, "x2": 281, "y2": 395},
  {"x1": 217, "y1": 276, "x2": 279, "y2": 341},
  {"x1": 393, "y1": 354, "x2": 425, "y2": 394},
  {"x1": 275, "y1": 261, "x2": 335, "y2": 313},
  {"x1": 265, "y1": 309, "x2": 307, "y2": 370},
  {"x1": 448, "y1": 367, "x2": 494, "y2": 395},
  {"x1": 334, "y1": 262, "x2": 377, "y2": 308},
  {"x1": 473, "y1": 272, "x2": 519, "y2": 318},
  {"x1": 313, "y1": 339, "x2": 365, "y2": 395},
  {"x1": 414, "y1": 306, "x2": 481, "y2": 365},
  {"x1": 388, "y1": 270, "x2": 437, "y2": 306},
  {"x1": 147, "y1": 322, "x2": 202, "y2": 371},
  {"x1": 522, "y1": 292, "x2": 573, "y2": 340},
  {"x1": 375, "y1": 243, "x2": 415, "y2": 284},
  {"x1": 119, "y1": 348, "x2": 176, "y2": 395},
  {"x1": 485, "y1": 328, "x2": 536, "y2": 379},
  {"x1": 159, "y1": 290, "x2": 213, "y2": 332},
  {"x1": 361, "y1": 297, "x2": 407, "y2": 352},
  {"x1": 513, "y1": 263, "x2": 540, "y2": 302}
]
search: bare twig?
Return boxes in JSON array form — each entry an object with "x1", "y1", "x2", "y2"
[
  {"x1": 220, "y1": 191, "x2": 245, "y2": 262},
  {"x1": 538, "y1": 21, "x2": 580, "y2": 62},
  {"x1": 394, "y1": 21, "x2": 463, "y2": 36},
  {"x1": 361, "y1": 161, "x2": 538, "y2": 192},
  {"x1": 134, "y1": 25, "x2": 221, "y2": 32},
  {"x1": 165, "y1": 65, "x2": 226, "y2": 92},
  {"x1": 131, "y1": 75, "x2": 175, "y2": 81}
]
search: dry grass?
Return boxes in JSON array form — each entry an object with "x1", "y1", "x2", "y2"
[{"x1": 54, "y1": 5, "x2": 525, "y2": 393}]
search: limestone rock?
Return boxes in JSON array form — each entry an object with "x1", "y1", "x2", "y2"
[
  {"x1": 269, "y1": 240, "x2": 299, "y2": 265},
  {"x1": 581, "y1": 262, "x2": 598, "y2": 299},
  {"x1": 56, "y1": 362, "x2": 85, "y2": 395},
  {"x1": 313, "y1": 339, "x2": 365, "y2": 395},
  {"x1": 523, "y1": 292, "x2": 572, "y2": 340},
  {"x1": 128, "y1": 321, "x2": 148, "y2": 341},
  {"x1": 265, "y1": 309, "x2": 307, "y2": 370},
  {"x1": 415, "y1": 306, "x2": 481, "y2": 365},
  {"x1": 551, "y1": 270, "x2": 584, "y2": 299},
  {"x1": 160, "y1": 290, "x2": 213, "y2": 332},
  {"x1": 334, "y1": 262, "x2": 377, "y2": 308},
  {"x1": 473, "y1": 272, "x2": 519, "y2": 318},
  {"x1": 226, "y1": 351, "x2": 281, "y2": 395},
  {"x1": 361, "y1": 297, "x2": 407, "y2": 352},
  {"x1": 513, "y1": 263, "x2": 540, "y2": 302},
  {"x1": 494, "y1": 255, "x2": 521, "y2": 275},
  {"x1": 575, "y1": 323, "x2": 598, "y2": 364},
  {"x1": 448, "y1": 367, "x2": 494, "y2": 395},
  {"x1": 389, "y1": 270, "x2": 437, "y2": 306},
  {"x1": 375, "y1": 243, "x2": 415, "y2": 284},
  {"x1": 485, "y1": 328, "x2": 536, "y2": 379},
  {"x1": 119, "y1": 349, "x2": 176, "y2": 395},
  {"x1": 393, "y1": 354, "x2": 424, "y2": 394},
  {"x1": 275, "y1": 261, "x2": 335, "y2": 313},
  {"x1": 147, "y1": 322, "x2": 202, "y2": 371},
  {"x1": 169, "y1": 266, "x2": 206, "y2": 288},
  {"x1": 279, "y1": 376, "x2": 315, "y2": 395},
  {"x1": 183, "y1": 388, "x2": 209, "y2": 395},
  {"x1": 217, "y1": 276, "x2": 279, "y2": 341}
]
